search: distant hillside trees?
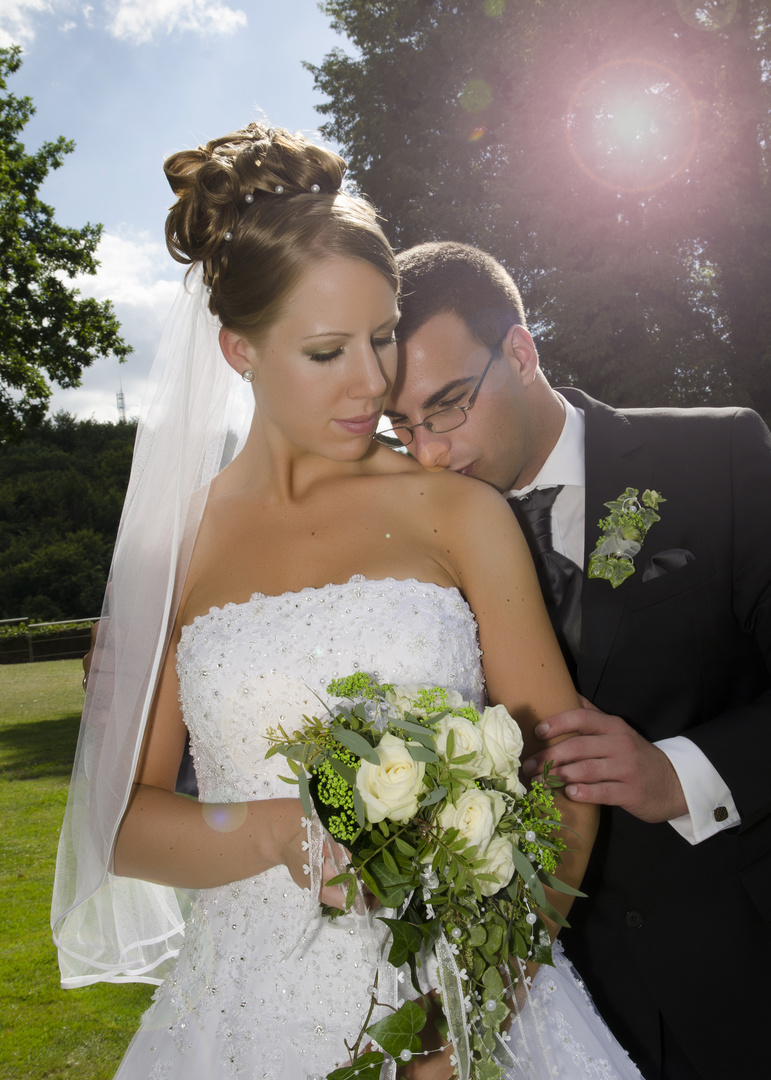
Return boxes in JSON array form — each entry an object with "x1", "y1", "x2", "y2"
[{"x1": 0, "y1": 414, "x2": 135, "y2": 621}]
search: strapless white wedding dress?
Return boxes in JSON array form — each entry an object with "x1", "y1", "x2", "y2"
[{"x1": 113, "y1": 576, "x2": 641, "y2": 1080}]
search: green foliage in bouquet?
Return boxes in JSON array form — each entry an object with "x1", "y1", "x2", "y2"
[{"x1": 266, "y1": 674, "x2": 581, "y2": 1080}]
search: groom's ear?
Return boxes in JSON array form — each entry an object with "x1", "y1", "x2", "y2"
[{"x1": 504, "y1": 324, "x2": 540, "y2": 387}]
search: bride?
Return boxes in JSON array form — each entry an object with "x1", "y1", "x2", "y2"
[{"x1": 51, "y1": 122, "x2": 641, "y2": 1080}]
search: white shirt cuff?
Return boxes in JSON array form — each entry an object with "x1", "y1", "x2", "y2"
[{"x1": 655, "y1": 736, "x2": 740, "y2": 844}]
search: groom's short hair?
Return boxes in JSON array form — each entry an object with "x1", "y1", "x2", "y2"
[{"x1": 396, "y1": 241, "x2": 528, "y2": 349}]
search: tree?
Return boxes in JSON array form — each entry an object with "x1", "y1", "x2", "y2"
[
  {"x1": 0, "y1": 46, "x2": 131, "y2": 443},
  {"x1": 309, "y1": 0, "x2": 771, "y2": 419},
  {"x1": 0, "y1": 413, "x2": 136, "y2": 620}
]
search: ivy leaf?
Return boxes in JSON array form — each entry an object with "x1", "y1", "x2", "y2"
[
  {"x1": 378, "y1": 917, "x2": 423, "y2": 966},
  {"x1": 366, "y1": 999, "x2": 426, "y2": 1057},
  {"x1": 326, "y1": 1051, "x2": 385, "y2": 1079}
]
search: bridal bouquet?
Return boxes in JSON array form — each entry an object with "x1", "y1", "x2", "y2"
[{"x1": 265, "y1": 674, "x2": 578, "y2": 1080}]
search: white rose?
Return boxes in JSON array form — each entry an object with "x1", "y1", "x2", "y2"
[
  {"x1": 385, "y1": 684, "x2": 465, "y2": 719},
  {"x1": 479, "y1": 704, "x2": 524, "y2": 791},
  {"x1": 477, "y1": 833, "x2": 516, "y2": 897},
  {"x1": 356, "y1": 732, "x2": 426, "y2": 823},
  {"x1": 435, "y1": 716, "x2": 492, "y2": 778},
  {"x1": 437, "y1": 789, "x2": 506, "y2": 853}
]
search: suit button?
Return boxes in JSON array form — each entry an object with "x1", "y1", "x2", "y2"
[{"x1": 625, "y1": 910, "x2": 644, "y2": 929}]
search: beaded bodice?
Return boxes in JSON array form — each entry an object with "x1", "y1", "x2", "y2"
[{"x1": 177, "y1": 575, "x2": 485, "y2": 804}]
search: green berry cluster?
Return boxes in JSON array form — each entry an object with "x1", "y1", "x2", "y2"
[
  {"x1": 316, "y1": 749, "x2": 359, "y2": 842},
  {"x1": 326, "y1": 673, "x2": 393, "y2": 701},
  {"x1": 518, "y1": 780, "x2": 565, "y2": 874}
]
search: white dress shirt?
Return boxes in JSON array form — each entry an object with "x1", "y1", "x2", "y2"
[{"x1": 506, "y1": 395, "x2": 739, "y2": 844}]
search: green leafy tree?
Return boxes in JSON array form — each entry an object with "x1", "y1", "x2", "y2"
[
  {"x1": 309, "y1": 0, "x2": 771, "y2": 419},
  {"x1": 0, "y1": 413, "x2": 136, "y2": 620},
  {"x1": 0, "y1": 46, "x2": 131, "y2": 443}
]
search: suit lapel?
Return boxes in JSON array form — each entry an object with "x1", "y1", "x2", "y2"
[{"x1": 559, "y1": 389, "x2": 642, "y2": 700}]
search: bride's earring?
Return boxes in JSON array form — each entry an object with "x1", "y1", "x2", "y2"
[{"x1": 242, "y1": 368, "x2": 255, "y2": 383}]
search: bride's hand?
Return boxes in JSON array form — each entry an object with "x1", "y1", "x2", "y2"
[{"x1": 269, "y1": 800, "x2": 374, "y2": 910}]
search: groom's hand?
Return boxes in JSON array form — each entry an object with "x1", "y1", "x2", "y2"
[{"x1": 521, "y1": 697, "x2": 688, "y2": 823}]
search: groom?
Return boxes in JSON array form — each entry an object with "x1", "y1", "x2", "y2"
[{"x1": 385, "y1": 241, "x2": 771, "y2": 1080}]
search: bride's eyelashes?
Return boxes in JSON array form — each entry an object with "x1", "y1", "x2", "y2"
[
  {"x1": 307, "y1": 332, "x2": 396, "y2": 365},
  {"x1": 308, "y1": 347, "x2": 344, "y2": 364}
]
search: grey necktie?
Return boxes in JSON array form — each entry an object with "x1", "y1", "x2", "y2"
[{"x1": 508, "y1": 486, "x2": 582, "y2": 670}]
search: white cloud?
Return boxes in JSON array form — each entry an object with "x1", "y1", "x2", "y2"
[
  {"x1": 0, "y1": 0, "x2": 56, "y2": 47},
  {"x1": 0, "y1": 0, "x2": 246, "y2": 47},
  {"x1": 74, "y1": 229, "x2": 181, "y2": 313},
  {"x1": 48, "y1": 230, "x2": 184, "y2": 422},
  {"x1": 105, "y1": 0, "x2": 247, "y2": 44}
]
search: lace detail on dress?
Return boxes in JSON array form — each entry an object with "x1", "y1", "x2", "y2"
[{"x1": 177, "y1": 576, "x2": 484, "y2": 805}]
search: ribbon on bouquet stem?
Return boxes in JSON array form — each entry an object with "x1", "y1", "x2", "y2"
[{"x1": 435, "y1": 931, "x2": 472, "y2": 1080}]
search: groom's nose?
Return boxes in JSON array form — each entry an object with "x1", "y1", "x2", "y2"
[{"x1": 412, "y1": 427, "x2": 452, "y2": 471}]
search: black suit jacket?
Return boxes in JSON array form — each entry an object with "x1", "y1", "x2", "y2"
[{"x1": 556, "y1": 390, "x2": 771, "y2": 1079}]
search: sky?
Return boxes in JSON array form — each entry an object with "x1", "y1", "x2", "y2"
[{"x1": 1, "y1": 0, "x2": 353, "y2": 422}]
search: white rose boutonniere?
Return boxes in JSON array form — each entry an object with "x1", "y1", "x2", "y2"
[
  {"x1": 587, "y1": 487, "x2": 665, "y2": 589},
  {"x1": 356, "y1": 732, "x2": 426, "y2": 823}
]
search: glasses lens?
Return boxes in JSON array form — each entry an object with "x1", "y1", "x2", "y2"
[
  {"x1": 424, "y1": 408, "x2": 467, "y2": 434},
  {"x1": 375, "y1": 427, "x2": 413, "y2": 447}
]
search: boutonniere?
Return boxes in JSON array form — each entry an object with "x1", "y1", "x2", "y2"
[{"x1": 587, "y1": 487, "x2": 665, "y2": 589}]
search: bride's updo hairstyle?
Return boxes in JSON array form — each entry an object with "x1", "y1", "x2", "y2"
[{"x1": 164, "y1": 122, "x2": 398, "y2": 337}]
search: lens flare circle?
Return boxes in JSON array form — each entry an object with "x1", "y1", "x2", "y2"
[
  {"x1": 566, "y1": 58, "x2": 700, "y2": 194},
  {"x1": 675, "y1": 0, "x2": 737, "y2": 32},
  {"x1": 460, "y1": 78, "x2": 493, "y2": 114}
]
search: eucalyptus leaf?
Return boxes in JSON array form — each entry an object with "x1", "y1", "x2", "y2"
[
  {"x1": 539, "y1": 871, "x2": 586, "y2": 898},
  {"x1": 407, "y1": 743, "x2": 439, "y2": 763},
  {"x1": 388, "y1": 716, "x2": 436, "y2": 749},
  {"x1": 510, "y1": 844, "x2": 547, "y2": 907},
  {"x1": 331, "y1": 726, "x2": 379, "y2": 764},
  {"x1": 297, "y1": 768, "x2": 313, "y2": 818},
  {"x1": 328, "y1": 757, "x2": 357, "y2": 785},
  {"x1": 419, "y1": 784, "x2": 447, "y2": 808},
  {"x1": 353, "y1": 784, "x2": 366, "y2": 827}
]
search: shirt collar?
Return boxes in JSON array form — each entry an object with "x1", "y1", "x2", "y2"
[{"x1": 506, "y1": 393, "x2": 585, "y2": 499}]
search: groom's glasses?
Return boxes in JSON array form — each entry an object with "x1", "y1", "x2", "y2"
[{"x1": 376, "y1": 340, "x2": 502, "y2": 448}]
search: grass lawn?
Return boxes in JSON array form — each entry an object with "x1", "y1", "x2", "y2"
[{"x1": 0, "y1": 660, "x2": 153, "y2": 1080}]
